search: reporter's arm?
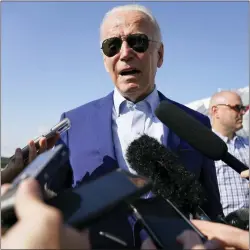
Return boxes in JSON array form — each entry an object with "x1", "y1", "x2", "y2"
[{"x1": 190, "y1": 219, "x2": 249, "y2": 249}]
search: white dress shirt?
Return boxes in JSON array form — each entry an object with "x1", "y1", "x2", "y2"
[{"x1": 112, "y1": 86, "x2": 168, "y2": 174}]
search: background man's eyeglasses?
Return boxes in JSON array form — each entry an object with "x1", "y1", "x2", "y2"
[
  {"x1": 101, "y1": 33, "x2": 158, "y2": 57},
  {"x1": 215, "y1": 104, "x2": 247, "y2": 113}
]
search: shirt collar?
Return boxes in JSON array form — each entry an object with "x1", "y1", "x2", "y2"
[
  {"x1": 113, "y1": 85, "x2": 160, "y2": 116},
  {"x1": 212, "y1": 129, "x2": 239, "y2": 144},
  {"x1": 113, "y1": 87, "x2": 126, "y2": 116}
]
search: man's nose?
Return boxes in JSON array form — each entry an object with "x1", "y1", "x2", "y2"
[{"x1": 119, "y1": 41, "x2": 134, "y2": 61}]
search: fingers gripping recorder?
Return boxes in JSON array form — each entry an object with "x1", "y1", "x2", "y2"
[
  {"x1": 9, "y1": 118, "x2": 71, "y2": 164},
  {"x1": 1, "y1": 118, "x2": 71, "y2": 184}
]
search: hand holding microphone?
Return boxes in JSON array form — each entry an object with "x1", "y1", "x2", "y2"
[
  {"x1": 1, "y1": 137, "x2": 58, "y2": 185},
  {"x1": 1, "y1": 118, "x2": 70, "y2": 184}
]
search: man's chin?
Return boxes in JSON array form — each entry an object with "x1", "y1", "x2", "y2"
[
  {"x1": 235, "y1": 124, "x2": 243, "y2": 131},
  {"x1": 116, "y1": 83, "x2": 145, "y2": 101},
  {"x1": 122, "y1": 82, "x2": 140, "y2": 93}
]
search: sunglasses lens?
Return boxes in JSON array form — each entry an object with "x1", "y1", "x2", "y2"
[
  {"x1": 127, "y1": 34, "x2": 149, "y2": 53},
  {"x1": 102, "y1": 37, "x2": 122, "y2": 57},
  {"x1": 101, "y1": 34, "x2": 150, "y2": 57},
  {"x1": 234, "y1": 105, "x2": 245, "y2": 112},
  {"x1": 240, "y1": 105, "x2": 246, "y2": 112},
  {"x1": 236, "y1": 105, "x2": 241, "y2": 112}
]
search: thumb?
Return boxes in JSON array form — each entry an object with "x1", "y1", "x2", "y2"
[{"x1": 15, "y1": 178, "x2": 44, "y2": 220}]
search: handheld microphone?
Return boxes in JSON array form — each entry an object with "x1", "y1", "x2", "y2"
[
  {"x1": 155, "y1": 101, "x2": 248, "y2": 174},
  {"x1": 126, "y1": 134, "x2": 206, "y2": 217},
  {"x1": 7, "y1": 118, "x2": 71, "y2": 165},
  {"x1": 225, "y1": 208, "x2": 249, "y2": 230},
  {"x1": 1, "y1": 118, "x2": 71, "y2": 185}
]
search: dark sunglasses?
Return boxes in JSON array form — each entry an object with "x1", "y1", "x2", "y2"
[
  {"x1": 101, "y1": 33, "x2": 157, "y2": 57},
  {"x1": 216, "y1": 104, "x2": 247, "y2": 113}
]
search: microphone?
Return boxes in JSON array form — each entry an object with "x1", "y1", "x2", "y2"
[
  {"x1": 225, "y1": 208, "x2": 249, "y2": 230},
  {"x1": 126, "y1": 134, "x2": 206, "y2": 217},
  {"x1": 155, "y1": 101, "x2": 248, "y2": 174}
]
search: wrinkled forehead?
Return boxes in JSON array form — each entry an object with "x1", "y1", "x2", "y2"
[{"x1": 100, "y1": 10, "x2": 154, "y2": 40}]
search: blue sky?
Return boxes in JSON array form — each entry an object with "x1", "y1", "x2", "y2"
[{"x1": 2, "y1": 1, "x2": 248, "y2": 156}]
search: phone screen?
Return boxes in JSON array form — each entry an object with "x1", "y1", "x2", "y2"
[
  {"x1": 46, "y1": 169, "x2": 152, "y2": 229},
  {"x1": 131, "y1": 196, "x2": 207, "y2": 250},
  {"x1": 12, "y1": 145, "x2": 68, "y2": 186}
]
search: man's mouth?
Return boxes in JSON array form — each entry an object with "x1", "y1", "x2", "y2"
[{"x1": 119, "y1": 69, "x2": 141, "y2": 76}]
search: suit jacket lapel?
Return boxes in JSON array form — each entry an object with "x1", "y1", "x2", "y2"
[{"x1": 95, "y1": 92, "x2": 116, "y2": 160}]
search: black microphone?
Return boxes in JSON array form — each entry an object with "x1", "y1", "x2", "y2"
[
  {"x1": 155, "y1": 101, "x2": 248, "y2": 174},
  {"x1": 225, "y1": 208, "x2": 249, "y2": 230},
  {"x1": 126, "y1": 134, "x2": 207, "y2": 218}
]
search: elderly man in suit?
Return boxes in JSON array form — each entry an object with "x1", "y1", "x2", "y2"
[{"x1": 6, "y1": 4, "x2": 224, "y2": 249}]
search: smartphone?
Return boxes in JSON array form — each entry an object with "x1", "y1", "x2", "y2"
[
  {"x1": 5, "y1": 118, "x2": 71, "y2": 165},
  {"x1": 1, "y1": 144, "x2": 70, "y2": 224},
  {"x1": 1, "y1": 167, "x2": 152, "y2": 231},
  {"x1": 130, "y1": 196, "x2": 208, "y2": 250},
  {"x1": 46, "y1": 168, "x2": 152, "y2": 229}
]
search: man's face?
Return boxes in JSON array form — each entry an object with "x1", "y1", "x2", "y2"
[
  {"x1": 101, "y1": 10, "x2": 164, "y2": 101},
  {"x1": 216, "y1": 94, "x2": 245, "y2": 132}
]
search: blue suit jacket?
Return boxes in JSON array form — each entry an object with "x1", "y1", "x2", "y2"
[{"x1": 53, "y1": 91, "x2": 223, "y2": 247}]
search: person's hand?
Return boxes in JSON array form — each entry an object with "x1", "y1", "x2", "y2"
[
  {"x1": 27, "y1": 133, "x2": 60, "y2": 164},
  {"x1": 177, "y1": 219, "x2": 249, "y2": 250},
  {"x1": 141, "y1": 237, "x2": 157, "y2": 249},
  {"x1": 1, "y1": 148, "x2": 25, "y2": 184},
  {"x1": 1, "y1": 133, "x2": 60, "y2": 184},
  {"x1": 1, "y1": 178, "x2": 91, "y2": 249},
  {"x1": 240, "y1": 169, "x2": 249, "y2": 179}
]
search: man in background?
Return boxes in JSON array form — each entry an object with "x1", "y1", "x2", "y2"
[{"x1": 209, "y1": 90, "x2": 249, "y2": 216}]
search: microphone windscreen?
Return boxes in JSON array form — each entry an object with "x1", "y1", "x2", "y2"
[
  {"x1": 155, "y1": 101, "x2": 227, "y2": 160},
  {"x1": 126, "y1": 134, "x2": 205, "y2": 214},
  {"x1": 225, "y1": 208, "x2": 249, "y2": 230}
]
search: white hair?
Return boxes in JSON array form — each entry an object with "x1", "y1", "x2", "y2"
[{"x1": 100, "y1": 4, "x2": 162, "y2": 42}]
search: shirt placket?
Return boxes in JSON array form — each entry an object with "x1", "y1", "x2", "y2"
[{"x1": 131, "y1": 103, "x2": 146, "y2": 137}]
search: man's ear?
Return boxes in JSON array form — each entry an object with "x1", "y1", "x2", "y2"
[
  {"x1": 211, "y1": 106, "x2": 220, "y2": 118},
  {"x1": 157, "y1": 43, "x2": 164, "y2": 68}
]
